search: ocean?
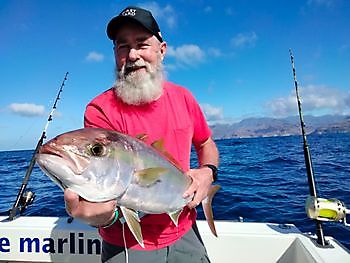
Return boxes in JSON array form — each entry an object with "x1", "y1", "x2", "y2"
[{"x1": 1, "y1": 133, "x2": 349, "y2": 250}]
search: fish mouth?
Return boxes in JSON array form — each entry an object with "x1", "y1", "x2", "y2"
[
  {"x1": 39, "y1": 143, "x2": 65, "y2": 159},
  {"x1": 37, "y1": 159, "x2": 67, "y2": 190},
  {"x1": 38, "y1": 141, "x2": 90, "y2": 175}
]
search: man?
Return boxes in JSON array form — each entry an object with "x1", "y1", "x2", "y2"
[{"x1": 64, "y1": 6, "x2": 219, "y2": 263}]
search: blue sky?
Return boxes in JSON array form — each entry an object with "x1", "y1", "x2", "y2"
[{"x1": 1, "y1": 0, "x2": 349, "y2": 151}]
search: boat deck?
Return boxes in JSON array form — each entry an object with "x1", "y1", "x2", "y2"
[{"x1": 0, "y1": 216, "x2": 349, "y2": 262}]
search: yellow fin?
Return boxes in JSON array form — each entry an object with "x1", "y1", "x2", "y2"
[
  {"x1": 134, "y1": 167, "x2": 168, "y2": 187},
  {"x1": 151, "y1": 139, "x2": 184, "y2": 171},
  {"x1": 151, "y1": 139, "x2": 165, "y2": 151},
  {"x1": 202, "y1": 185, "x2": 221, "y2": 237},
  {"x1": 135, "y1": 133, "x2": 148, "y2": 142},
  {"x1": 168, "y1": 209, "x2": 183, "y2": 226},
  {"x1": 120, "y1": 206, "x2": 144, "y2": 248}
]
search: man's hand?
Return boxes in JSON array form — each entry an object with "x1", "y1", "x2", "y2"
[
  {"x1": 64, "y1": 189, "x2": 117, "y2": 227},
  {"x1": 183, "y1": 166, "x2": 214, "y2": 209},
  {"x1": 184, "y1": 137, "x2": 219, "y2": 209}
]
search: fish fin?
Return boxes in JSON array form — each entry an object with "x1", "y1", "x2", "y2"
[
  {"x1": 151, "y1": 138, "x2": 164, "y2": 150},
  {"x1": 135, "y1": 133, "x2": 148, "y2": 142},
  {"x1": 202, "y1": 185, "x2": 221, "y2": 237},
  {"x1": 168, "y1": 209, "x2": 183, "y2": 226},
  {"x1": 120, "y1": 206, "x2": 144, "y2": 248},
  {"x1": 151, "y1": 139, "x2": 184, "y2": 171},
  {"x1": 134, "y1": 167, "x2": 168, "y2": 187}
]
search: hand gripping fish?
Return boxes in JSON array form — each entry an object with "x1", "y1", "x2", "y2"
[{"x1": 36, "y1": 128, "x2": 220, "y2": 247}]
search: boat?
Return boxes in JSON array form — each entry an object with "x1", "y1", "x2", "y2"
[
  {"x1": 1, "y1": 55, "x2": 350, "y2": 262},
  {"x1": 0, "y1": 216, "x2": 349, "y2": 262}
]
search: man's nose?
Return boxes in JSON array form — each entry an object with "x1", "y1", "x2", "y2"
[{"x1": 128, "y1": 48, "x2": 139, "y2": 62}]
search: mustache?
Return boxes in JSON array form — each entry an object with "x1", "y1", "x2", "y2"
[
  {"x1": 126, "y1": 60, "x2": 146, "y2": 68},
  {"x1": 123, "y1": 60, "x2": 147, "y2": 75}
]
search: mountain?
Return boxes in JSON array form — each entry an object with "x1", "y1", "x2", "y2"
[
  {"x1": 312, "y1": 116, "x2": 350, "y2": 134},
  {"x1": 210, "y1": 115, "x2": 350, "y2": 139}
]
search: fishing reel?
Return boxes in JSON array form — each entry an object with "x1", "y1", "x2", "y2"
[
  {"x1": 8, "y1": 191, "x2": 36, "y2": 220},
  {"x1": 19, "y1": 191, "x2": 36, "y2": 211},
  {"x1": 305, "y1": 196, "x2": 350, "y2": 226}
]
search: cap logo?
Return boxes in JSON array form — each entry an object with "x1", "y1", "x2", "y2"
[{"x1": 122, "y1": 8, "x2": 136, "y2": 17}]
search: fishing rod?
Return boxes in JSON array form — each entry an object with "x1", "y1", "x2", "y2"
[
  {"x1": 289, "y1": 50, "x2": 350, "y2": 246},
  {"x1": 289, "y1": 49, "x2": 327, "y2": 246},
  {"x1": 7, "y1": 72, "x2": 69, "y2": 221}
]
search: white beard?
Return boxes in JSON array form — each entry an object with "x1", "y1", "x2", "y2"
[{"x1": 113, "y1": 59, "x2": 164, "y2": 105}]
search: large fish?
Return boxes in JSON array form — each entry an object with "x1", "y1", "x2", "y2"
[{"x1": 36, "y1": 128, "x2": 220, "y2": 247}]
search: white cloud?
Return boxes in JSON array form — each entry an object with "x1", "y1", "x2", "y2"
[
  {"x1": 200, "y1": 103, "x2": 224, "y2": 122},
  {"x1": 231, "y1": 32, "x2": 258, "y2": 48},
  {"x1": 85, "y1": 51, "x2": 104, "y2": 62},
  {"x1": 139, "y1": 2, "x2": 176, "y2": 28},
  {"x1": 167, "y1": 44, "x2": 205, "y2": 66},
  {"x1": 266, "y1": 96, "x2": 297, "y2": 117},
  {"x1": 267, "y1": 85, "x2": 350, "y2": 117},
  {"x1": 9, "y1": 103, "x2": 45, "y2": 117},
  {"x1": 208, "y1": 48, "x2": 222, "y2": 57},
  {"x1": 53, "y1": 111, "x2": 63, "y2": 118}
]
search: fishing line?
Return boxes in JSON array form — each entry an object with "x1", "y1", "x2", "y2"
[
  {"x1": 289, "y1": 50, "x2": 327, "y2": 246},
  {"x1": 6, "y1": 72, "x2": 69, "y2": 220},
  {"x1": 289, "y1": 50, "x2": 350, "y2": 244},
  {"x1": 8, "y1": 113, "x2": 44, "y2": 150},
  {"x1": 122, "y1": 223, "x2": 129, "y2": 263}
]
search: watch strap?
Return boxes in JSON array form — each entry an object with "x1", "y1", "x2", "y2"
[{"x1": 202, "y1": 164, "x2": 218, "y2": 182}]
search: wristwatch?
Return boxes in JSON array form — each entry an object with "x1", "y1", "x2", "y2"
[{"x1": 202, "y1": 164, "x2": 218, "y2": 182}]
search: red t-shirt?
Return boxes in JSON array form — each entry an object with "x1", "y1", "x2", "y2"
[{"x1": 84, "y1": 81, "x2": 211, "y2": 250}]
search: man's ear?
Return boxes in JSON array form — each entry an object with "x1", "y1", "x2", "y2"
[{"x1": 160, "y1": 41, "x2": 167, "y2": 61}]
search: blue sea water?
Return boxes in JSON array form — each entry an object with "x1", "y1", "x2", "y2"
[{"x1": 1, "y1": 133, "x2": 350, "y2": 250}]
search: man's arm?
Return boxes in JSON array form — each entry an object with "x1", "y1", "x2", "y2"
[{"x1": 184, "y1": 137, "x2": 219, "y2": 208}]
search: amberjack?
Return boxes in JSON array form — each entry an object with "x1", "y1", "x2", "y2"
[{"x1": 36, "y1": 128, "x2": 220, "y2": 247}]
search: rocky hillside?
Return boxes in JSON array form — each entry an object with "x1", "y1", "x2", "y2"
[{"x1": 210, "y1": 115, "x2": 350, "y2": 139}]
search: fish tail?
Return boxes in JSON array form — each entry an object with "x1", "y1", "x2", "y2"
[{"x1": 202, "y1": 185, "x2": 221, "y2": 237}]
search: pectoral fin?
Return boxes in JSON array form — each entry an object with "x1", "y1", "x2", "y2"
[
  {"x1": 202, "y1": 185, "x2": 221, "y2": 237},
  {"x1": 134, "y1": 167, "x2": 168, "y2": 187},
  {"x1": 168, "y1": 209, "x2": 183, "y2": 226},
  {"x1": 120, "y1": 206, "x2": 144, "y2": 248}
]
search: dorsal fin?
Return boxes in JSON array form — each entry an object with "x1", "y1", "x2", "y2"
[
  {"x1": 151, "y1": 139, "x2": 165, "y2": 151},
  {"x1": 135, "y1": 133, "x2": 148, "y2": 142},
  {"x1": 151, "y1": 139, "x2": 183, "y2": 171}
]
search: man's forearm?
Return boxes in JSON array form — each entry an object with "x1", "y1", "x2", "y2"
[{"x1": 196, "y1": 137, "x2": 219, "y2": 167}]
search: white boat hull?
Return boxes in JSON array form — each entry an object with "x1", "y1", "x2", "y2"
[{"x1": 0, "y1": 216, "x2": 349, "y2": 262}]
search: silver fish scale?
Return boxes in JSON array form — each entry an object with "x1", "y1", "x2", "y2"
[{"x1": 115, "y1": 137, "x2": 192, "y2": 214}]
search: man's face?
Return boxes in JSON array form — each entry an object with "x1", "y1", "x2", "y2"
[
  {"x1": 112, "y1": 23, "x2": 167, "y2": 105},
  {"x1": 113, "y1": 23, "x2": 166, "y2": 73}
]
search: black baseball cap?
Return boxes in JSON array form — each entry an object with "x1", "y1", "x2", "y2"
[{"x1": 106, "y1": 6, "x2": 163, "y2": 42}]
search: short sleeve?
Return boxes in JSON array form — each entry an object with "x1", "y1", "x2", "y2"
[{"x1": 84, "y1": 103, "x2": 114, "y2": 129}]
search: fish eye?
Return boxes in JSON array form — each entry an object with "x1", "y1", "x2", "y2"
[{"x1": 90, "y1": 143, "x2": 106, "y2": 157}]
